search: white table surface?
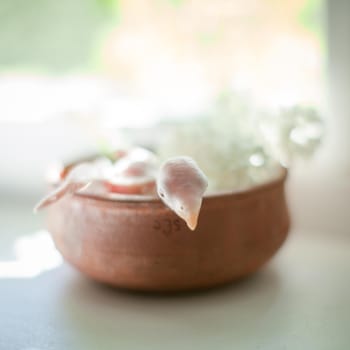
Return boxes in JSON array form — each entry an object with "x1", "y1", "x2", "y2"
[{"x1": 0, "y1": 198, "x2": 349, "y2": 350}]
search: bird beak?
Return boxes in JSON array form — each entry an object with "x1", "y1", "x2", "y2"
[
  {"x1": 33, "y1": 181, "x2": 89, "y2": 213},
  {"x1": 186, "y1": 213, "x2": 199, "y2": 231},
  {"x1": 182, "y1": 199, "x2": 202, "y2": 231}
]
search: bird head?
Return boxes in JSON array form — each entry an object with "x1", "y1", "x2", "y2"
[
  {"x1": 158, "y1": 188, "x2": 203, "y2": 230},
  {"x1": 174, "y1": 196, "x2": 203, "y2": 231},
  {"x1": 157, "y1": 156, "x2": 208, "y2": 231}
]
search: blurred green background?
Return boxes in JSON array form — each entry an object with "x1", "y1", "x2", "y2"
[{"x1": 0, "y1": 0, "x2": 114, "y2": 71}]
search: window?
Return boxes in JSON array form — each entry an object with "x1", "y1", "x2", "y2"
[{"x1": 0, "y1": 0, "x2": 325, "y2": 194}]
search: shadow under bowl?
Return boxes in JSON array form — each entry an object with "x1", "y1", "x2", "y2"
[{"x1": 47, "y1": 168, "x2": 290, "y2": 292}]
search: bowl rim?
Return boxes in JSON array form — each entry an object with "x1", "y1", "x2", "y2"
[{"x1": 70, "y1": 166, "x2": 288, "y2": 204}]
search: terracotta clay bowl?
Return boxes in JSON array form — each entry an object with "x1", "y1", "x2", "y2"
[{"x1": 47, "y1": 168, "x2": 290, "y2": 292}]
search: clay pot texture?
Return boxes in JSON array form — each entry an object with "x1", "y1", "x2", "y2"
[{"x1": 47, "y1": 168, "x2": 290, "y2": 292}]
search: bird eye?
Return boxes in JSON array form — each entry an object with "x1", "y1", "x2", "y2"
[
  {"x1": 180, "y1": 205, "x2": 184, "y2": 211},
  {"x1": 159, "y1": 192, "x2": 165, "y2": 198}
]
